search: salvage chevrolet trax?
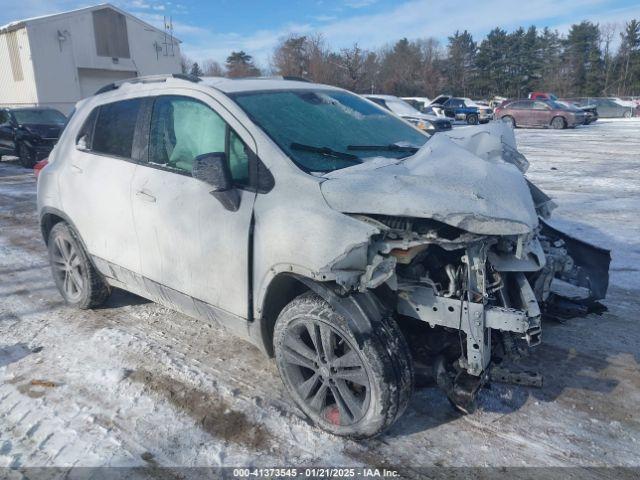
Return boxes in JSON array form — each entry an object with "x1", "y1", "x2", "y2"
[{"x1": 37, "y1": 75, "x2": 610, "y2": 439}]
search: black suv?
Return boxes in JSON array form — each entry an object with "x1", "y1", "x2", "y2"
[{"x1": 0, "y1": 107, "x2": 67, "y2": 167}]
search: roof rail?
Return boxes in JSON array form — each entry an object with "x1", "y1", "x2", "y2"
[{"x1": 94, "y1": 73, "x2": 201, "y2": 96}]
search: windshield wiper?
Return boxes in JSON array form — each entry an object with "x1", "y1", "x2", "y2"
[
  {"x1": 290, "y1": 142, "x2": 361, "y2": 162},
  {"x1": 346, "y1": 144, "x2": 420, "y2": 153}
]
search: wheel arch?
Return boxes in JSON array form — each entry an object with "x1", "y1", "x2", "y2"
[{"x1": 258, "y1": 273, "x2": 386, "y2": 357}]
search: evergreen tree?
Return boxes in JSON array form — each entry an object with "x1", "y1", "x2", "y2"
[{"x1": 189, "y1": 62, "x2": 203, "y2": 77}]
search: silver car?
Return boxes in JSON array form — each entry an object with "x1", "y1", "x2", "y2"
[{"x1": 37, "y1": 75, "x2": 609, "y2": 438}]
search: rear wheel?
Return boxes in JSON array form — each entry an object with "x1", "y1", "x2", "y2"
[
  {"x1": 551, "y1": 116, "x2": 566, "y2": 129},
  {"x1": 48, "y1": 222, "x2": 110, "y2": 309},
  {"x1": 18, "y1": 143, "x2": 36, "y2": 168},
  {"x1": 274, "y1": 292, "x2": 413, "y2": 439},
  {"x1": 466, "y1": 113, "x2": 479, "y2": 125}
]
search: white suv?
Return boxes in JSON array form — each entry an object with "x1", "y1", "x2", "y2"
[{"x1": 38, "y1": 75, "x2": 609, "y2": 438}]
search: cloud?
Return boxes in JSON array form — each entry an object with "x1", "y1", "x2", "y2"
[
  {"x1": 344, "y1": 0, "x2": 377, "y2": 8},
  {"x1": 190, "y1": 0, "x2": 640, "y2": 65}
]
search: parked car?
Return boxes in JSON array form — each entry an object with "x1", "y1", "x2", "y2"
[
  {"x1": 572, "y1": 98, "x2": 634, "y2": 118},
  {"x1": 38, "y1": 75, "x2": 609, "y2": 438},
  {"x1": 0, "y1": 107, "x2": 67, "y2": 167},
  {"x1": 495, "y1": 99, "x2": 585, "y2": 128},
  {"x1": 401, "y1": 96, "x2": 431, "y2": 112},
  {"x1": 365, "y1": 94, "x2": 452, "y2": 133},
  {"x1": 558, "y1": 100, "x2": 598, "y2": 124},
  {"x1": 427, "y1": 95, "x2": 492, "y2": 124}
]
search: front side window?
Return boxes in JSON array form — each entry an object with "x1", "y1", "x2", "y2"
[
  {"x1": 232, "y1": 89, "x2": 428, "y2": 173},
  {"x1": 149, "y1": 96, "x2": 250, "y2": 185},
  {"x1": 92, "y1": 99, "x2": 142, "y2": 158}
]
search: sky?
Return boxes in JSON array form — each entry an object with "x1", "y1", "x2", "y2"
[{"x1": 2, "y1": 0, "x2": 640, "y2": 68}]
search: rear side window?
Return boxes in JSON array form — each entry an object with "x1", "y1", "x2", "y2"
[{"x1": 92, "y1": 99, "x2": 142, "y2": 158}]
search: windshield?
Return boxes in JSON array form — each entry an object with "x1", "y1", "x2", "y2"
[
  {"x1": 232, "y1": 89, "x2": 428, "y2": 173},
  {"x1": 384, "y1": 98, "x2": 421, "y2": 116},
  {"x1": 13, "y1": 109, "x2": 66, "y2": 125}
]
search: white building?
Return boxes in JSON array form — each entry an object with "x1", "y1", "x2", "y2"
[{"x1": 0, "y1": 3, "x2": 182, "y2": 114}]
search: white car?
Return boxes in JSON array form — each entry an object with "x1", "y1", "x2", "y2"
[
  {"x1": 38, "y1": 74, "x2": 609, "y2": 438},
  {"x1": 364, "y1": 94, "x2": 452, "y2": 133}
]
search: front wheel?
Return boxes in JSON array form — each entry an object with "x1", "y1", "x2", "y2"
[
  {"x1": 48, "y1": 222, "x2": 110, "y2": 309},
  {"x1": 18, "y1": 143, "x2": 36, "y2": 168},
  {"x1": 466, "y1": 113, "x2": 479, "y2": 125},
  {"x1": 551, "y1": 116, "x2": 566, "y2": 129},
  {"x1": 274, "y1": 292, "x2": 413, "y2": 439}
]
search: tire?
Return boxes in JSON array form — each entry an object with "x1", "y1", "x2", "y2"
[
  {"x1": 502, "y1": 115, "x2": 516, "y2": 128},
  {"x1": 47, "y1": 222, "x2": 110, "y2": 309},
  {"x1": 623, "y1": 110, "x2": 632, "y2": 118},
  {"x1": 274, "y1": 292, "x2": 413, "y2": 439},
  {"x1": 551, "y1": 116, "x2": 566, "y2": 129},
  {"x1": 466, "y1": 113, "x2": 479, "y2": 125},
  {"x1": 18, "y1": 143, "x2": 36, "y2": 168}
]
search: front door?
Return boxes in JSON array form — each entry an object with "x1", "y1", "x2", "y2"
[
  {"x1": 131, "y1": 92, "x2": 256, "y2": 318},
  {"x1": 532, "y1": 101, "x2": 552, "y2": 126},
  {"x1": 0, "y1": 111, "x2": 15, "y2": 154}
]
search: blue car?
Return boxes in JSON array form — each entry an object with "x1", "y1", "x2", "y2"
[{"x1": 430, "y1": 96, "x2": 493, "y2": 125}]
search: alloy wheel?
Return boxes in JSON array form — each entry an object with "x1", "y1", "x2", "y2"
[
  {"x1": 50, "y1": 235, "x2": 84, "y2": 302},
  {"x1": 281, "y1": 319, "x2": 371, "y2": 427}
]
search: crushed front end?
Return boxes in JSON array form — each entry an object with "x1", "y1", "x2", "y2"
[{"x1": 336, "y1": 212, "x2": 609, "y2": 411}]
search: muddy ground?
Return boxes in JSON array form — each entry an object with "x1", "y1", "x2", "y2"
[{"x1": 1, "y1": 120, "x2": 639, "y2": 478}]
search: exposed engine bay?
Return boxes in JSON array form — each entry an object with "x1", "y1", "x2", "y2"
[{"x1": 318, "y1": 123, "x2": 611, "y2": 411}]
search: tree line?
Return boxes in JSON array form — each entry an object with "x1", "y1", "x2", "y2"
[{"x1": 181, "y1": 19, "x2": 640, "y2": 99}]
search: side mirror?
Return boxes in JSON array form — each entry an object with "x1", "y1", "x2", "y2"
[{"x1": 192, "y1": 152, "x2": 240, "y2": 212}]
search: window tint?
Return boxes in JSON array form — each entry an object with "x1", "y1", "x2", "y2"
[
  {"x1": 0, "y1": 111, "x2": 7, "y2": 124},
  {"x1": 92, "y1": 99, "x2": 141, "y2": 158},
  {"x1": 77, "y1": 108, "x2": 98, "y2": 147}
]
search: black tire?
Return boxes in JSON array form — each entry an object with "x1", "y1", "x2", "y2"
[
  {"x1": 18, "y1": 143, "x2": 36, "y2": 168},
  {"x1": 502, "y1": 115, "x2": 516, "y2": 128},
  {"x1": 274, "y1": 292, "x2": 413, "y2": 439},
  {"x1": 551, "y1": 116, "x2": 566, "y2": 129},
  {"x1": 47, "y1": 222, "x2": 110, "y2": 309},
  {"x1": 466, "y1": 113, "x2": 479, "y2": 125}
]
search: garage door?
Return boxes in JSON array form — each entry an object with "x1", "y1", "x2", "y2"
[{"x1": 78, "y1": 68, "x2": 136, "y2": 99}]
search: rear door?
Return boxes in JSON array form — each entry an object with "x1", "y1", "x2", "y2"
[
  {"x1": 58, "y1": 99, "x2": 142, "y2": 273},
  {"x1": 511, "y1": 101, "x2": 533, "y2": 125},
  {"x1": 130, "y1": 91, "x2": 257, "y2": 318}
]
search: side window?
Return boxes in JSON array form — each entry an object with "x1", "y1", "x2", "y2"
[
  {"x1": 533, "y1": 101, "x2": 549, "y2": 110},
  {"x1": 149, "y1": 96, "x2": 226, "y2": 174},
  {"x1": 92, "y1": 99, "x2": 141, "y2": 158},
  {"x1": 77, "y1": 108, "x2": 98, "y2": 147},
  {"x1": 228, "y1": 129, "x2": 249, "y2": 185},
  {"x1": 0, "y1": 111, "x2": 7, "y2": 124},
  {"x1": 148, "y1": 95, "x2": 252, "y2": 186}
]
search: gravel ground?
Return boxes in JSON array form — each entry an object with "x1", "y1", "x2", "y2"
[{"x1": 0, "y1": 119, "x2": 639, "y2": 477}]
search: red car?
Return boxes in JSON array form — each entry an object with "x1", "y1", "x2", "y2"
[{"x1": 495, "y1": 99, "x2": 585, "y2": 129}]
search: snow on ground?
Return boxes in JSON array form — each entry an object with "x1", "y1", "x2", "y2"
[{"x1": 1, "y1": 120, "x2": 639, "y2": 477}]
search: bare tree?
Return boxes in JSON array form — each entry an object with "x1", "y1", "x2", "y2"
[
  {"x1": 180, "y1": 54, "x2": 194, "y2": 75},
  {"x1": 202, "y1": 59, "x2": 226, "y2": 77}
]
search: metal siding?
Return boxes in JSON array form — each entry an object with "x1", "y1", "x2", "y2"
[{"x1": 0, "y1": 27, "x2": 38, "y2": 108}]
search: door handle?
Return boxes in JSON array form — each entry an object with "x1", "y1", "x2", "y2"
[
  {"x1": 71, "y1": 164, "x2": 83, "y2": 173},
  {"x1": 136, "y1": 189, "x2": 156, "y2": 203}
]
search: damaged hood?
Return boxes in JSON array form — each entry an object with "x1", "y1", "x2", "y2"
[{"x1": 320, "y1": 123, "x2": 539, "y2": 235}]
